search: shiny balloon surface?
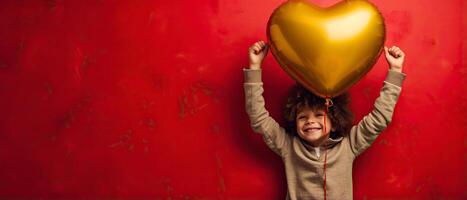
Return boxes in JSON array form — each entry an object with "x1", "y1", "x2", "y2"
[{"x1": 267, "y1": 0, "x2": 385, "y2": 97}]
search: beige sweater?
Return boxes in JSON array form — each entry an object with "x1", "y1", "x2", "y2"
[{"x1": 244, "y1": 69, "x2": 406, "y2": 200}]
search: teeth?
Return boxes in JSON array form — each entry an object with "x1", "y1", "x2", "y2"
[{"x1": 305, "y1": 128, "x2": 321, "y2": 132}]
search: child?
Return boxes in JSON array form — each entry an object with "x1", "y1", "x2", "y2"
[{"x1": 244, "y1": 41, "x2": 406, "y2": 199}]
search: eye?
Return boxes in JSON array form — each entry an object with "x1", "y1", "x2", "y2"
[
  {"x1": 316, "y1": 113, "x2": 324, "y2": 117},
  {"x1": 298, "y1": 115, "x2": 306, "y2": 120}
]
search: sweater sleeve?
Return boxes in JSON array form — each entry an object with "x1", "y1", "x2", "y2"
[
  {"x1": 243, "y1": 68, "x2": 290, "y2": 157},
  {"x1": 348, "y1": 70, "x2": 406, "y2": 156}
]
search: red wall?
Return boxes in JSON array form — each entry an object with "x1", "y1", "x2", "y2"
[{"x1": 0, "y1": 0, "x2": 465, "y2": 199}]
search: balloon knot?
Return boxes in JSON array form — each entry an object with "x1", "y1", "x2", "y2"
[{"x1": 325, "y1": 98, "x2": 333, "y2": 111}]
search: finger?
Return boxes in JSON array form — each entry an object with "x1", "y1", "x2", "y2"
[
  {"x1": 399, "y1": 51, "x2": 405, "y2": 58},
  {"x1": 249, "y1": 43, "x2": 257, "y2": 51},
  {"x1": 256, "y1": 42, "x2": 263, "y2": 48},
  {"x1": 250, "y1": 47, "x2": 257, "y2": 54},
  {"x1": 251, "y1": 43, "x2": 258, "y2": 49},
  {"x1": 254, "y1": 46, "x2": 261, "y2": 53},
  {"x1": 384, "y1": 46, "x2": 389, "y2": 56},
  {"x1": 254, "y1": 44, "x2": 261, "y2": 50}
]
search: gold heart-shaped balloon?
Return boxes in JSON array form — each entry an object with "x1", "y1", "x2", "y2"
[{"x1": 267, "y1": 0, "x2": 385, "y2": 98}]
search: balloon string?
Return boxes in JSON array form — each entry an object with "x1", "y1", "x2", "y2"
[{"x1": 323, "y1": 97, "x2": 332, "y2": 200}]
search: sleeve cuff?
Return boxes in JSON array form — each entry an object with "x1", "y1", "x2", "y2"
[
  {"x1": 243, "y1": 68, "x2": 262, "y2": 83},
  {"x1": 384, "y1": 70, "x2": 406, "y2": 87}
]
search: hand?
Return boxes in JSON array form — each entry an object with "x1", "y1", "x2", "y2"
[
  {"x1": 248, "y1": 41, "x2": 269, "y2": 69},
  {"x1": 384, "y1": 46, "x2": 405, "y2": 72}
]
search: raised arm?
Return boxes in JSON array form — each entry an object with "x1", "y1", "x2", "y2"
[
  {"x1": 244, "y1": 41, "x2": 290, "y2": 157},
  {"x1": 349, "y1": 46, "x2": 407, "y2": 156}
]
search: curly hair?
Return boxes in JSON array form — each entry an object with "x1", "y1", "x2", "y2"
[{"x1": 283, "y1": 84, "x2": 354, "y2": 139}]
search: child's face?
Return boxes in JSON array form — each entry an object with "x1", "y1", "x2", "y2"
[{"x1": 296, "y1": 106, "x2": 335, "y2": 147}]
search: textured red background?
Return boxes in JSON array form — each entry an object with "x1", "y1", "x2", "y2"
[{"x1": 0, "y1": 0, "x2": 465, "y2": 199}]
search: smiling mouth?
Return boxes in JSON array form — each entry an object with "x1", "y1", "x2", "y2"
[{"x1": 304, "y1": 127, "x2": 321, "y2": 133}]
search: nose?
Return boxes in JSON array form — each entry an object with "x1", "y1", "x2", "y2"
[{"x1": 305, "y1": 118, "x2": 317, "y2": 125}]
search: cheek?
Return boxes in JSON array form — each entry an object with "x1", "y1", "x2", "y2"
[{"x1": 296, "y1": 121, "x2": 303, "y2": 130}]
